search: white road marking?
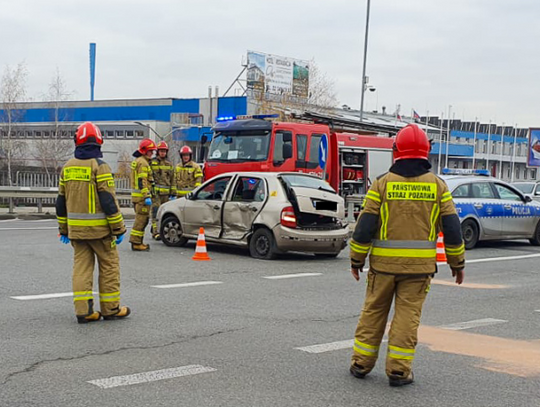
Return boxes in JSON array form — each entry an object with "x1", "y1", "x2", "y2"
[
  {"x1": 151, "y1": 281, "x2": 223, "y2": 289},
  {"x1": 437, "y1": 253, "x2": 540, "y2": 267},
  {"x1": 535, "y1": 310, "x2": 540, "y2": 313},
  {"x1": 296, "y1": 340, "x2": 353, "y2": 354},
  {"x1": 10, "y1": 292, "x2": 96, "y2": 301},
  {"x1": 296, "y1": 338, "x2": 388, "y2": 354},
  {"x1": 87, "y1": 365, "x2": 217, "y2": 389},
  {"x1": 263, "y1": 272, "x2": 322, "y2": 280},
  {"x1": 0, "y1": 227, "x2": 57, "y2": 231},
  {"x1": 0, "y1": 219, "x2": 17, "y2": 223},
  {"x1": 439, "y1": 318, "x2": 507, "y2": 331}
]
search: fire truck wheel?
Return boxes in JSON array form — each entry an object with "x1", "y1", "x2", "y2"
[{"x1": 249, "y1": 228, "x2": 277, "y2": 260}]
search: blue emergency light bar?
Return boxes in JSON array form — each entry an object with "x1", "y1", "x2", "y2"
[
  {"x1": 441, "y1": 168, "x2": 491, "y2": 176},
  {"x1": 215, "y1": 114, "x2": 279, "y2": 122}
]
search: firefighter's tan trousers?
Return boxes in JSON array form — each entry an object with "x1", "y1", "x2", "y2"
[
  {"x1": 72, "y1": 236, "x2": 120, "y2": 317},
  {"x1": 151, "y1": 195, "x2": 169, "y2": 234},
  {"x1": 352, "y1": 270, "x2": 431, "y2": 377},
  {"x1": 130, "y1": 202, "x2": 150, "y2": 244}
]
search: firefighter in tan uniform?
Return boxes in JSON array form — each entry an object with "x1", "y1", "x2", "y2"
[
  {"x1": 349, "y1": 124, "x2": 465, "y2": 386},
  {"x1": 173, "y1": 146, "x2": 203, "y2": 198},
  {"x1": 56, "y1": 122, "x2": 130, "y2": 324},
  {"x1": 129, "y1": 139, "x2": 157, "y2": 251},
  {"x1": 150, "y1": 141, "x2": 174, "y2": 239}
]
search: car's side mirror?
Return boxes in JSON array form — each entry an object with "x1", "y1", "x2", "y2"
[
  {"x1": 186, "y1": 192, "x2": 194, "y2": 200},
  {"x1": 525, "y1": 195, "x2": 533, "y2": 203}
]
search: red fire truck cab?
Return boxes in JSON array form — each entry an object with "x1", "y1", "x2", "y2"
[{"x1": 204, "y1": 116, "x2": 395, "y2": 197}]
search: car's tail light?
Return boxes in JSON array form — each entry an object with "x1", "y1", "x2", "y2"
[{"x1": 281, "y1": 206, "x2": 297, "y2": 228}]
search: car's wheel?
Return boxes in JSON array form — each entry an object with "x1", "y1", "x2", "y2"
[
  {"x1": 249, "y1": 228, "x2": 277, "y2": 260},
  {"x1": 461, "y1": 219, "x2": 479, "y2": 249},
  {"x1": 315, "y1": 252, "x2": 340, "y2": 258},
  {"x1": 529, "y1": 222, "x2": 540, "y2": 246},
  {"x1": 160, "y1": 215, "x2": 188, "y2": 247}
]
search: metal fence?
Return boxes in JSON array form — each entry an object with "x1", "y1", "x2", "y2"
[{"x1": 0, "y1": 171, "x2": 132, "y2": 208}]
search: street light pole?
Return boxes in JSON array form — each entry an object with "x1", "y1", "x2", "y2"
[
  {"x1": 134, "y1": 121, "x2": 164, "y2": 140},
  {"x1": 359, "y1": 0, "x2": 371, "y2": 123}
]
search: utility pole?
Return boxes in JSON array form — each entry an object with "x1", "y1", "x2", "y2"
[{"x1": 359, "y1": 0, "x2": 371, "y2": 123}]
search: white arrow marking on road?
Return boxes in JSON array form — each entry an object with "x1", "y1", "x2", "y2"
[
  {"x1": 438, "y1": 318, "x2": 507, "y2": 331},
  {"x1": 10, "y1": 292, "x2": 97, "y2": 301},
  {"x1": 87, "y1": 365, "x2": 217, "y2": 389},
  {"x1": 263, "y1": 272, "x2": 322, "y2": 280},
  {"x1": 151, "y1": 281, "x2": 223, "y2": 289}
]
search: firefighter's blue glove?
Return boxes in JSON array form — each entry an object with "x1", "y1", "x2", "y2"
[
  {"x1": 144, "y1": 197, "x2": 152, "y2": 206},
  {"x1": 170, "y1": 196, "x2": 176, "y2": 201},
  {"x1": 115, "y1": 234, "x2": 125, "y2": 245},
  {"x1": 59, "y1": 235, "x2": 70, "y2": 244}
]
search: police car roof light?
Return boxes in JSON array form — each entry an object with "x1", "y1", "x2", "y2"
[
  {"x1": 441, "y1": 168, "x2": 490, "y2": 176},
  {"x1": 216, "y1": 114, "x2": 279, "y2": 122},
  {"x1": 216, "y1": 116, "x2": 237, "y2": 122}
]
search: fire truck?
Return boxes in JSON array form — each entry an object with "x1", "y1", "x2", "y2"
[{"x1": 203, "y1": 114, "x2": 396, "y2": 199}]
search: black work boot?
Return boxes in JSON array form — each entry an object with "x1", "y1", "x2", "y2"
[
  {"x1": 350, "y1": 363, "x2": 370, "y2": 379},
  {"x1": 103, "y1": 306, "x2": 131, "y2": 321},
  {"x1": 76, "y1": 300, "x2": 101, "y2": 324},
  {"x1": 388, "y1": 371, "x2": 414, "y2": 387}
]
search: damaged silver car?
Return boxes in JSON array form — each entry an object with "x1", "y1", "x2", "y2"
[{"x1": 156, "y1": 172, "x2": 349, "y2": 259}]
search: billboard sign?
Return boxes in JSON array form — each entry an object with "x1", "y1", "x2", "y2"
[
  {"x1": 246, "y1": 51, "x2": 309, "y2": 99},
  {"x1": 528, "y1": 128, "x2": 540, "y2": 167}
]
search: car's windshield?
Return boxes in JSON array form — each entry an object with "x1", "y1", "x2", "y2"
[
  {"x1": 207, "y1": 131, "x2": 271, "y2": 162},
  {"x1": 280, "y1": 174, "x2": 336, "y2": 193},
  {"x1": 513, "y1": 183, "x2": 534, "y2": 194}
]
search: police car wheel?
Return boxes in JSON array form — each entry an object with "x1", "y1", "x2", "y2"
[
  {"x1": 249, "y1": 228, "x2": 277, "y2": 260},
  {"x1": 160, "y1": 215, "x2": 188, "y2": 247},
  {"x1": 461, "y1": 219, "x2": 479, "y2": 250},
  {"x1": 529, "y1": 222, "x2": 540, "y2": 246}
]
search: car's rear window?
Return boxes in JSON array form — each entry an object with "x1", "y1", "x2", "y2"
[{"x1": 280, "y1": 174, "x2": 336, "y2": 193}]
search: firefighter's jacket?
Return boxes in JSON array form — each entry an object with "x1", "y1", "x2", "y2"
[
  {"x1": 56, "y1": 158, "x2": 126, "y2": 240},
  {"x1": 130, "y1": 156, "x2": 153, "y2": 203},
  {"x1": 173, "y1": 160, "x2": 203, "y2": 197},
  {"x1": 150, "y1": 157, "x2": 174, "y2": 196},
  {"x1": 350, "y1": 159, "x2": 465, "y2": 275}
]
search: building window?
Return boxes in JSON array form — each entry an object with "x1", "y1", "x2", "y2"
[
  {"x1": 491, "y1": 142, "x2": 497, "y2": 154},
  {"x1": 106, "y1": 130, "x2": 114, "y2": 139},
  {"x1": 125, "y1": 130, "x2": 134, "y2": 139},
  {"x1": 531, "y1": 169, "x2": 537, "y2": 179},
  {"x1": 135, "y1": 130, "x2": 144, "y2": 139},
  {"x1": 35, "y1": 131, "x2": 42, "y2": 138},
  {"x1": 114, "y1": 130, "x2": 124, "y2": 139},
  {"x1": 482, "y1": 140, "x2": 487, "y2": 154},
  {"x1": 25, "y1": 131, "x2": 32, "y2": 138}
]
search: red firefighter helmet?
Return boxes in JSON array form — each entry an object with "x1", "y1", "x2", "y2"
[
  {"x1": 179, "y1": 145, "x2": 193, "y2": 155},
  {"x1": 157, "y1": 141, "x2": 169, "y2": 151},
  {"x1": 138, "y1": 139, "x2": 158, "y2": 154},
  {"x1": 75, "y1": 122, "x2": 103, "y2": 146},
  {"x1": 393, "y1": 124, "x2": 431, "y2": 161}
]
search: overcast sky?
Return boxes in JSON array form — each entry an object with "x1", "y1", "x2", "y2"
[{"x1": 1, "y1": 0, "x2": 538, "y2": 127}]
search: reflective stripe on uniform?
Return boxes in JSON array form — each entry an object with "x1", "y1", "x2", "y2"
[
  {"x1": 89, "y1": 183, "x2": 96, "y2": 214},
  {"x1": 68, "y1": 213, "x2": 106, "y2": 219},
  {"x1": 445, "y1": 243, "x2": 465, "y2": 256},
  {"x1": 353, "y1": 339, "x2": 379, "y2": 357},
  {"x1": 130, "y1": 230, "x2": 145, "y2": 237},
  {"x1": 429, "y1": 204, "x2": 440, "y2": 241},
  {"x1": 73, "y1": 291, "x2": 93, "y2": 301},
  {"x1": 68, "y1": 219, "x2": 108, "y2": 227},
  {"x1": 388, "y1": 345, "x2": 415, "y2": 360},
  {"x1": 99, "y1": 291, "x2": 120, "y2": 303},
  {"x1": 372, "y1": 240, "x2": 436, "y2": 249},
  {"x1": 107, "y1": 214, "x2": 123, "y2": 224},
  {"x1": 441, "y1": 192, "x2": 453, "y2": 203},
  {"x1": 366, "y1": 190, "x2": 381, "y2": 203},
  {"x1": 350, "y1": 241, "x2": 371, "y2": 254},
  {"x1": 371, "y1": 247, "x2": 436, "y2": 258},
  {"x1": 380, "y1": 202, "x2": 389, "y2": 240},
  {"x1": 57, "y1": 216, "x2": 67, "y2": 224},
  {"x1": 96, "y1": 173, "x2": 114, "y2": 182}
]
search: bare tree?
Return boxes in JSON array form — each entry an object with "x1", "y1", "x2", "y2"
[
  {"x1": 306, "y1": 58, "x2": 338, "y2": 109},
  {"x1": 34, "y1": 68, "x2": 75, "y2": 184},
  {"x1": 0, "y1": 62, "x2": 28, "y2": 186}
]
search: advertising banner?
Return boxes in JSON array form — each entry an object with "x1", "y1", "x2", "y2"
[
  {"x1": 528, "y1": 128, "x2": 540, "y2": 167},
  {"x1": 246, "y1": 51, "x2": 309, "y2": 99}
]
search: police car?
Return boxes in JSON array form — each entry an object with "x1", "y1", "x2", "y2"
[{"x1": 441, "y1": 169, "x2": 540, "y2": 249}]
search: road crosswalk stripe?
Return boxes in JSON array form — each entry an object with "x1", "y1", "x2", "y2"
[
  {"x1": 87, "y1": 365, "x2": 217, "y2": 389},
  {"x1": 151, "y1": 281, "x2": 223, "y2": 289},
  {"x1": 263, "y1": 273, "x2": 322, "y2": 280},
  {"x1": 438, "y1": 318, "x2": 507, "y2": 331},
  {"x1": 10, "y1": 292, "x2": 97, "y2": 300},
  {"x1": 296, "y1": 340, "x2": 353, "y2": 353}
]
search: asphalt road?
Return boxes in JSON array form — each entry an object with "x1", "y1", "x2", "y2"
[{"x1": 1, "y1": 219, "x2": 539, "y2": 407}]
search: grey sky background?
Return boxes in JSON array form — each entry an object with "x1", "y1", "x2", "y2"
[{"x1": 0, "y1": 0, "x2": 538, "y2": 127}]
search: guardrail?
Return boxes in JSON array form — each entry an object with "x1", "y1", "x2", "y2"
[{"x1": 0, "y1": 187, "x2": 132, "y2": 214}]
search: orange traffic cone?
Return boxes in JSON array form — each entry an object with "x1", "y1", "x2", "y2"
[
  {"x1": 192, "y1": 227, "x2": 211, "y2": 261},
  {"x1": 436, "y1": 232, "x2": 447, "y2": 262}
]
